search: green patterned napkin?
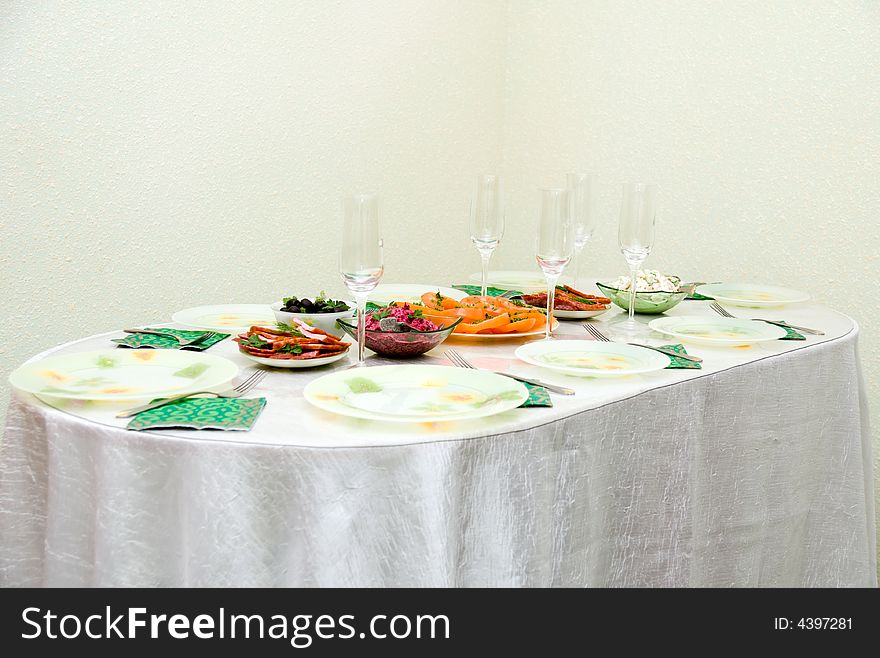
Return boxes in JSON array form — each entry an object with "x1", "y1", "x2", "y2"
[
  {"x1": 777, "y1": 323, "x2": 806, "y2": 340},
  {"x1": 687, "y1": 291, "x2": 714, "y2": 301},
  {"x1": 113, "y1": 328, "x2": 229, "y2": 351},
  {"x1": 126, "y1": 397, "x2": 267, "y2": 431},
  {"x1": 452, "y1": 284, "x2": 524, "y2": 298},
  {"x1": 684, "y1": 282, "x2": 714, "y2": 301},
  {"x1": 660, "y1": 343, "x2": 702, "y2": 369},
  {"x1": 519, "y1": 381, "x2": 552, "y2": 407}
]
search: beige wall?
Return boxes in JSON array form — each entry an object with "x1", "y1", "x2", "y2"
[
  {"x1": 2, "y1": 1, "x2": 878, "y2": 568},
  {"x1": 0, "y1": 0, "x2": 507, "y2": 413},
  {"x1": 498, "y1": 0, "x2": 880, "y2": 568}
]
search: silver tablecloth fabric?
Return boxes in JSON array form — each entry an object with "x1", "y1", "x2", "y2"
[{"x1": 0, "y1": 304, "x2": 875, "y2": 586}]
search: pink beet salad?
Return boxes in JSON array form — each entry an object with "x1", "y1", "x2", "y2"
[{"x1": 365, "y1": 304, "x2": 440, "y2": 332}]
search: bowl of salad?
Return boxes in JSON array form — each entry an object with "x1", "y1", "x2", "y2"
[
  {"x1": 336, "y1": 304, "x2": 462, "y2": 358},
  {"x1": 596, "y1": 270, "x2": 688, "y2": 314},
  {"x1": 273, "y1": 292, "x2": 355, "y2": 334}
]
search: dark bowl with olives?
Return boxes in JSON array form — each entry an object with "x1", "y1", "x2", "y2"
[{"x1": 272, "y1": 293, "x2": 355, "y2": 335}]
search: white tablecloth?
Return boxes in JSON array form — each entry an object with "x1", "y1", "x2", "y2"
[{"x1": 0, "y1": 301, "x2": 875, "y2": 586}]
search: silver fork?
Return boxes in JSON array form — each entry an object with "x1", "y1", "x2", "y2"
[
  {"x1": 124, "y1": 328, "x2": 218, "y2": 346},
  {"x1": 445, "y1": 348, "x2": 575, "y2": 396},
  {"x1": 116, "y1": 369, "x2": 267, "y2": 417},
  {"x1": 582, "y1": 323, "x2": 703, "y2": 363},
  {"x1": 709, "y1": 302, "x2": 824, "y2": 335}
]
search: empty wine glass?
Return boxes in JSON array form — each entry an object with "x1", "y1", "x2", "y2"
[
  {"x1": 470, "y1": 175, "x2": 504, "y2": 296},
  {"x1": 339, "y1": 194, "x2": 384, "y2": 366},
  {"x1": 566, "y1": 173, "x2": 598, "y2": 290},
  {"x1": 617, "y1": 182, "x2": 658, "y2": 331},
  {"x1": 535, "y1": 188, "x2": 575, "y2": 339}
]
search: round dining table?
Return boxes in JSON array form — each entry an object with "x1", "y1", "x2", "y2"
[{"x1": 0, "y1": 297, "x2": 875, "y2": 587}]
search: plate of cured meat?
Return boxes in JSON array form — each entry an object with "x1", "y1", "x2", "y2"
[
  {"x1": 234, "y1": 320, "x2": 351, "y2": 368},
  {"x1": 518, "y1": 285, "x2": 611, "y2": 319}
]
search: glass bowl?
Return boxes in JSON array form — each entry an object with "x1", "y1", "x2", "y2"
[
  {"x1": 272, "y1": 301, "x2": 355, "y2": 335},
  {"x1": 336, "y1": 317, "x2": 462, "y2": 358},
  {"x1": 595, "y1": 282, "x2": 688, "y2": 315}
]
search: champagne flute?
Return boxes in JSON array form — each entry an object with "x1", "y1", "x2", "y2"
[
  {"x1": 535, "y1": 188, "x2": 575, "y2": 339},
  {"x1": 339, "y1": 194, "x2": 384, "y2": 366},
  {"x1": 566, "y1": 173, "x2": 598, "y2": 290},
  {"x1": 617, "y1": 182, "x2": 658, "y2": 331},
  {"x1": 470, "y1": 174, "x2": 504, "y2": 296}
]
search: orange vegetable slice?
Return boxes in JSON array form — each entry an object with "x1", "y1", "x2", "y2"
[
  {"x1": 443, "y1": 307, "x2": 485, "y2": 322},
  {"x1": 454, "y1": 321, "x2": 482, "y2": 334},
  {"x1": 507, "y1": 318, "x2": 537, "y2": 333},
  {"x1": 471, "y1": 314, "x2": 511, "y2": 333},
  {"x1": 420, "y1": 292, "x2": 448, "y2": 310}
]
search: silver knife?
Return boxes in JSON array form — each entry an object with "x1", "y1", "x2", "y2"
[
  {"x1": 754, "y1": 319, "x2": 824, "y2": 336},
  {"x1": 628, "y1": 343, "x2": 703, "y2": 363},
  {"x1": 492, "y1": 371, "x2": 575, "y2": 396}
]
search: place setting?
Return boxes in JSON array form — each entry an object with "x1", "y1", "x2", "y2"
[{"x1": 7, "y1": 174, "x2": 833, "y2": 435}]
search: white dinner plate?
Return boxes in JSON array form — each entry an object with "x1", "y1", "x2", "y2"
[
  {"x1": 303, "y1": 364, "x2": 528, "y2": 422},
  {"x1": 367, "y1": 284, "x2": 466, "y2": 306},
  {"x1": 695, "y1": 283, "x2": 810, "y2": 308},
  {"x1": 553, "y1": 308, "x2": 609, "y2": 319},
  {"x1": 648, "y1": 316, "x2": 788, "y2": 346},
  {"x1": 516, "y1": 340, "x2": 670, "y2": 377},
  {"x1": 239, "y1": 350, "x2": 350, "y2": 369},
  {"x1": 172, "y1": 304, "x2": 275, "y2": 333},
  {"x1": 9, "y1": 349, "x2": 238, "y2": 401},
  {"x1": 515, "y1": 340, "x2": 670, "y2": 377}
]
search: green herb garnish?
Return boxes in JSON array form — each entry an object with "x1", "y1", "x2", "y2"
[
  {"x1": 275, "y1": 322, "x2": 305, "y2": 336},
  {"x1": 244, "y1": 334, "x2": 272, "y2": 349},
  {"x1": 555, "y1": 285, "x2": 601, "y2": 305},
  {"x1": 371, "y1": 307, "x2": 393, "y2": 320}
]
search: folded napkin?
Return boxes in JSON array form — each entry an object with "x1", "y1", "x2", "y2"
[
  {"x1": 520, "y1": 381, "x2": 552, "y2": 407},
  {"x1": 126, "y1": 397, "x2": 267, "y2": 431},
  {"x1": 777, "y1": 324, "x2": 806, "y2": 340},
  {"x1": 452, "y1": 284, "x2": 524, "y2": 298},
  {"x1": 661, "y1": 343, "x2": 702, "y2": 369},
  {"x1": 112, "y1": 328, "x2": 229, "y2": 351},
  {"x1": 684, "y1": 282, "x2": 714, "y2": 301}
]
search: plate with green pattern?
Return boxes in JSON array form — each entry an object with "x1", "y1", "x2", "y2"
[
  {"x1": 10, "y1": 349, "x2": 238, "y2": 401},
  {"x1": 648, "y1": 316, "x2": 788, "y2": 346},
  {"x1": 694, "y1": 283, "x2": 809, "y2": 308},
  {"x1": 516, "y1": 340, "x2": 670, "y2": 378},
  {"x1": 303, "y1": 364, "x2": 528, "y2": 422},
  {"x1": 172, "y1": 304, "x2": 275, "y2": 333}
]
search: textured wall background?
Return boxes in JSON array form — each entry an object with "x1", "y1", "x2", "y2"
[
  {"x1": 0, "y1": 0, "x2": 507, "y2": 415},
  {"x1": 500, "y1": 0, "x2": 880, "y2": 566},
  {"x1": 2, "y1": 1, "x2": 878, "y2": 570}
]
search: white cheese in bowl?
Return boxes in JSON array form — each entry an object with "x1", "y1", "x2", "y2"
[{"x1": 609, "y1": 270, "x2": 681, "y2": 293}]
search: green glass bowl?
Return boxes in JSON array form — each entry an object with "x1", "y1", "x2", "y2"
[{"x1": 595, "y1": 282, "x2": 688, "y2": 315}]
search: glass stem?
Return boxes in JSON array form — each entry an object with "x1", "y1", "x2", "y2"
[
  {"x1": 573, "y1": 245, "x2": 583, "y2": 290},
  {"x1": 355, "y1": 292, "x2": 368, "y2": 366},
  {"x1": 545, "y1": 275, "x2": 559, "y2": 339},
  {"x1": 627, "y1": 264, "x2": 640, "y2": 323},
  {"x1": 479, "y1": 250, "x2": 492, "y2": 297}
]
